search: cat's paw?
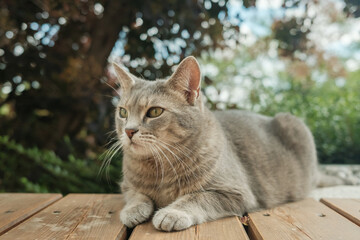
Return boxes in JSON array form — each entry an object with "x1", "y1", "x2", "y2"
[
  {"x1": 120, "y1": 202, "x2": 154, "y2": 228},
  {"x1": 152, "y1": 208, "x2": 193, "y2": 232}
]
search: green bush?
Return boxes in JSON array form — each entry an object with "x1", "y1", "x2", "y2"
[
  {"x1": 257, "y1": 70, "x2": 360, "y2": 164},
  {"x1": 0, "y1": 136, "x2": 122, "y2": 194}
]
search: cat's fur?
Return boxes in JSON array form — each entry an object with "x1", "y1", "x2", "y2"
[{"x1": 113, "y1": 56, "x2": 321, "y2": 232}]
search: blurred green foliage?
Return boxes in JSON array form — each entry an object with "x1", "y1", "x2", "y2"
[
  {"x1": 0, "y1": 135, "x2": 122, "y2": 193},
  {"x1": 258, "y1": 70, "x2": 360, "y2": 164}
]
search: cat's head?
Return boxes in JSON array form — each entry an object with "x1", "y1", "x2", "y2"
[{"x1": 113, "y1": 56, "x2": 204, "y2": 157}]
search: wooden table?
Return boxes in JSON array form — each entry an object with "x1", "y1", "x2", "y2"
[{"x1": 0, "y1": 194, "x2": 359, "y2": 239}]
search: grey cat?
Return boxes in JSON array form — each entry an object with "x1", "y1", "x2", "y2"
[{"x1": 112, "y1": 56, "x2": 330, "y2": 232}]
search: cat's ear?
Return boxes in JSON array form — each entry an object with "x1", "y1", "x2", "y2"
[
  {"x1": 112, "y1": 62, "x2": 135, "y2": 90},
  {"x1": 167, "y1": 56, "x2": 201, "y2": 105}
]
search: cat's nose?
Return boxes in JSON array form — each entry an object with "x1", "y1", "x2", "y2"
[{"x1": 125, "y1": 128, "x2": 138, "y2": 139}]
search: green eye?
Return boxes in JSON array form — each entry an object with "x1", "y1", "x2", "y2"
[
  {"x1": 119, "y1": 107, "x2": 128, "y2": 118},
  {"x1": 146, "y1": 107, "x2": 164, "y2": 118}
]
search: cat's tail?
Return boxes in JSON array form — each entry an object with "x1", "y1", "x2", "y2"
[{"x1": 316, "y1": 172, "x2": 357, "y2": 188}]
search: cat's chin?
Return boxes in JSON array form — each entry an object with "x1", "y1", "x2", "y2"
[{"x1": 125, "y1": 142, "x2": 152, "y2": 157}]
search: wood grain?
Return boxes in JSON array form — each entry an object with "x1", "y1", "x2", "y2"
[
  {"x1": 0, "y1": 193, "x2": 62, "y2": 235},
  {"x1": 130, "y1": 216, "x2": 249, "y2": 240},
  {"x1": 320, "y1": 198, "x2": 360, "y2": 226},
  {"x1": 1, "y1": 194, "x2": 126, "y2": 240},
  {"x1": 196, "y1": 216, "x2": 249, "y2": 240},
  {"x1": 248, "y1": 198, "x2": 360, "y2": 240},
  {"x1": 129, "y1": 221, "x2": 196, "y2": 240}
]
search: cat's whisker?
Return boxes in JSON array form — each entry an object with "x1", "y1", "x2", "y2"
[
  {"x1": 99, "y1": 138, "x2": 123, "y2": 184},
  {"x1": 144, "y1": 142, "x2": 160, "y2": 187},
  {"x1": 155, "y1": 141, "x2": 193, "y2": 188},
  {"x1": 157, "y1": 139, "x2": 193, "y2": 161},
  {"x1": 156, "y1": 139, "x2": 205, "y2": 188},
  {"x1": 139, "y1": 135, "x2": 172, "y2": 187},
  {"x1": 105, "y1": 144, "x2": 121, "y2": 179},
  {"x1": 103, "y1": 136, "x2": 119, "y2": 148},
  {"x1": 99, "y1": 131, "x2": 120, "y2": 172},
  {"x1": 152, "y1": 145, "x2": 165, "y2": 187},
  {"x1": 139, "y1": 138, "x2": 165, "y2": 187},
  {"x1": 161, "y1": 142, "x2": 201, "y2": 192},
  {"x1": 168, "y1": 143, "x2": 208, "y2": 190},
  {"x1": 158, "y1": 139, "x2": 197, "y2": 166},
  {"x1": 105, "y1": 129, "x2": 117, "y2": 137},
  {"x1": 172, "y1": 142, "x2": 197, "y2": 162},
  {"x1": 153, "y1": 143, "x2": 182, "y2": 191},
  {"x1": 102, "y1": 79, "x2": 121, "y2": 97}
]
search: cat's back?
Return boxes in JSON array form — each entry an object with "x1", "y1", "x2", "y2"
[
  {"x1": 213, "y1": 109, "x2": 276, "y2": 161},
  {"x1": 213, "y1": 109, "x2": 315, "y2": 157},
  {"x1": 213, "y1": 110, "x2": 272, "y2": 140},
  {"x1": 213, "y1": 109, "x2": 270, "y2": 126},
  {"x1": 213, "y1": 109, "x2": 312, "y2": 143}
]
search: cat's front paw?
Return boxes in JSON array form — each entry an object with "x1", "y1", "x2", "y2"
[
  {"x1": 152, "y1": 208, "x2": 193, "y2": 232},
  {"x1": 120, "y1": 202, "x2": 154, "y2": 228}
]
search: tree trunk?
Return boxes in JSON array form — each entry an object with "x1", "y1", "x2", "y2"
[{"x1": 88, "y1": 0, "x2": 134, "y2": 70}]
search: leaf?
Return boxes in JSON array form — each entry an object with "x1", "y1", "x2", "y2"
[{"x1": 240, "y1": 215, "x2": 250, "y2": 226}]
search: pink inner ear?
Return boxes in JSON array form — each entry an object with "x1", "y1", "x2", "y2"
[
  {"x1": 168, "y1": 56, "x2": 201, "y2": 104},
  {"x1": 188, "y1": 64, "x2": 201, "y2": 98}
]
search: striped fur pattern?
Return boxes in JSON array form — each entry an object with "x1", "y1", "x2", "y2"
[{"x1": 113, "y1": 57, "x2": 318, "y2": 231}]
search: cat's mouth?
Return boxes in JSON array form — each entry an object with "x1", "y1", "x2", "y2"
[
  {"x1": 128, "y1": 141, "x2": 143, "y2": 150},
  {"x1": 127, "y1": 141, "x2": 154, "y2": 157},
  {"x1": 129, "y1": 141, "x2": 139, "y2": 146},
  {"x1": 123, "y1": 136, "x2": 153, "y2": 155}
]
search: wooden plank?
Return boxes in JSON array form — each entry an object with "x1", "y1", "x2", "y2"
[
  {"x1": 196, "y1": 216, "x2": 249, "y2": 240},
  {"x1": 129, "y1": 221, "x2": 196, "y2": 240},
  {"x1": 129, "y1": 216, "x2": 249, "y2": 240},
  {"x1": 0, "y1": 193, "x2": 62, "y2": 235},
  {"x1": 320, "y1": 198, "x2": 360, "y2": 226},
  {"x1": 67, "y1": 194, "x2": 126, "y2": 240},
  {"x1": 248, "y1": 198, "x2": 360, "y2": 240},
  {"x1": 1, "y1": 194, "x2": 126, "y2": 240}
]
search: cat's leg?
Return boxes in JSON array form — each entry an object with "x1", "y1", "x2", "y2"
[
  {"x1": 152, "y1": 190, "x2": 245, "y2": 232},
  {"x1": 120, "y1": 189, "x2": 154, "y2": 228}
]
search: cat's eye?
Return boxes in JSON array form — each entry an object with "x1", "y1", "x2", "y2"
[
  {"x1": 146, "y1": 107, "x2": 164, "y2": 118},
  {"x1": 119, "y1": 107, "x2": 128, "y2": 118}
]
